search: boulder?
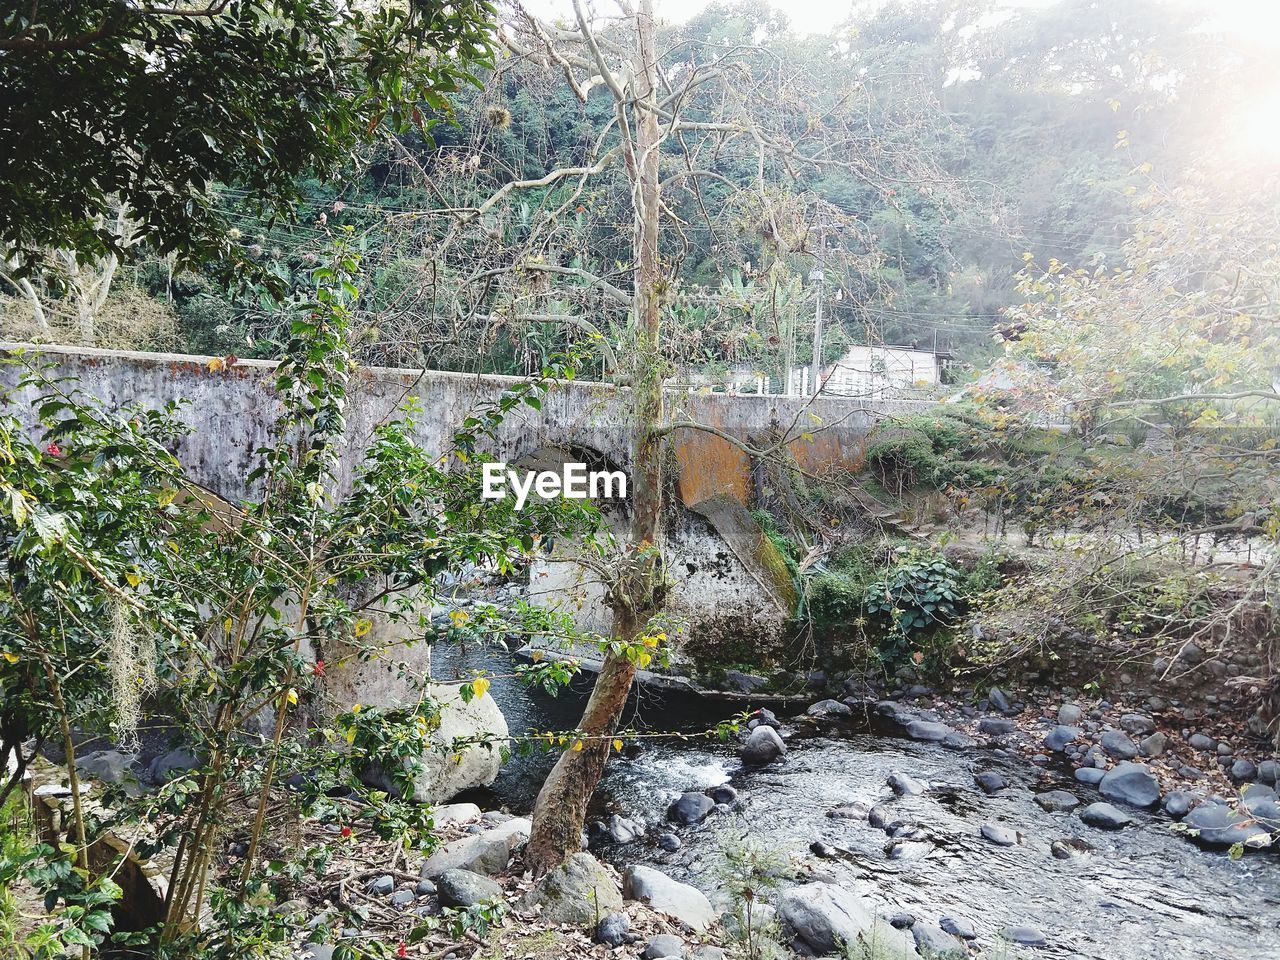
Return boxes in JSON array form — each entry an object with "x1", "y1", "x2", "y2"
[
  {"x1": 777, "y1": 882, "x2": 918, "y2": 957},
  {"x1": 78, "y1": 750, "x2": 141, "y2": 794},
  {"x1": 419, "y1": 818, "x2": 530, "y2": 878},
  {"x1": 605, "y1": 814, "x2": 644, "y2": 843},
  {"x1": 518, "y1": 852, "x2": 622, "y2": 926},
  {"x1": 1035, "y1": 790, "x2": 1080, "y2": 813},
  {"x1": 434, "y1": 802, "x2": 482, "y2": 829},
  {"x1": 1080, "y1": 802, "x2": 1132, "y2": 829},
  {"x1": 741, "y1": 725, "x2": 786, "y2": 765},
  {"x1": 362, "y1": 682, "x2": 507, "y2": 803},
  {"x1": 622, "y1": 865, "x2": 714, "y2": 931},
  {"x1": 1099, "y1": 762, "x2": 1160, "y2": 808},
  {"x1": 147, "y1": 748, "x2": 198, "y2": 783},
  {"x1": 1182, "y1": 802, "x2": 1273, "y2": 849},
  {"x1": 436, "y1": 869, "x2": 503, "y2": 908},
  {"x1": 667, "y1": 792, "x2": 715, "y2": 825}
]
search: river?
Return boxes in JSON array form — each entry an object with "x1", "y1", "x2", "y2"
[{"x1": 434, "y1": 643, "x2": 1280, "y2": 960}]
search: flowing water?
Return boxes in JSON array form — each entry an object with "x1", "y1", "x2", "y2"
[{"x1": 436, "y1": 644, "x2": 1280, "y2": 960}]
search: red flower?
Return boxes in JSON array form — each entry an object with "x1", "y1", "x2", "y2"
[
  {"x1": 397, "y1": 942, "x2": 408, "y2": 958},
  {"x1": 340, "y1": 825, "x2": 352, "y2": 838},
  {"x1": 45, "y1": 442, "x2": 62, "y2": 457},
  {"x1": 313, "y1": 659, "x2": 326, "y2": 678}
]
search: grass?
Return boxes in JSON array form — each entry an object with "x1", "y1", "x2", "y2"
[{"x1": 0, "y1": 791, "x2": 37, "y2": 958}]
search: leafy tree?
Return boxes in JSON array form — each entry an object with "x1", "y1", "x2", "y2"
[{"x1": 0, "y1": 0, "x2": 495, "y2": 270}]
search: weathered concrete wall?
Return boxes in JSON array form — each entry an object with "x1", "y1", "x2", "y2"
[{"x1": 0, "y1": 343, "x2": 933, "y2": 659}]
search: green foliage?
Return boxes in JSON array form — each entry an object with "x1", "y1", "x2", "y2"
[
  {"x1": 865, "y1": 550, "x2": 964, "y2": 638},
  {"x1": 0, "y1": 0, "x2": 496, "y2": 270},
  {"x1": 0, "y1": 242, "x2": 605, "y2": 944}
]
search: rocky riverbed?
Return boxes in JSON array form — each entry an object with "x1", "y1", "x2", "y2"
[{"x1": 440, "y1": 643, "x2": 1280, "y2": 960}]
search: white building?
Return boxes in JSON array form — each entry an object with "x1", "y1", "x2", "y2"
[{"x1": 821, "y1": 344, "x2": 948, "y2": 398}]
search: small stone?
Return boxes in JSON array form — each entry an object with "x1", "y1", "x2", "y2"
[
  {"x1": 887, "y1": 772, "x2": 926, "y2": 796},
  {"x1": 366, "y1": 875, "x2": 395, "y2": 896},
  {"x1": 1080, "y1": 802, "x2": 1132, "y2": 829},
  {"x1": 1230, "y1": 759, "x2": 1257, "y2": 782},
  {"x1": 1101, "y1": 730, "x2": 1139, "y2": 760},
  {"x1": 1139, "y1": 732, "x2": 1167, "y2": 757},
  {"x1": 989, "y1": 687, "x2": 1013, "y2": 713},
  {"x1": 978, "y1": 717, "x2": 1016, "y2": 736},
  {"x1": 667, "y1": 792, "x2": 715, "y2": 825},
  {"x1": 1099, "y1": 762, "x2": 1161, "y2": 808},
  {"x1": 975, "y1": 771, "x2": 1006, "y2": 794},
  {"x1": 1003, "y1": 925, "x2": 1047, "y2": 947},
  {"x1": 390, "y1": 889, "x2": 415, "y2": 909},
  {"x1": 1119, "y1": 714, "x2": 1156, "y2": 736},
  {"x1": 706, "y1": 784, "x2": 737, "y2": 805},
  {"x1": 1257, "y1": 760, "x2": 1279, "y2": 784},
  {"x1": 1035, "y1": 790, "x2": 1080, "y2": 813},
  {"x1": 905, "y1": 720, "x2": 953, "y2": 742},
  {"x1": 415, "y1": 878, "x2": 437, "y2": 896},
  {"x1": 1188, "y1": 733, "x2": 1215, "y2": 752},
  {"x1": 1044, "y1": 726, "x2": 1081, "y2": 752},
  {"x1": 911, "y1": 920, "x2": 965, "y2": 957},
  {"x1": 301, "y1": 946, "x2": 335, "y2": 960},
  {"x1": 888, "y1": 912, "x2": 916, "y2": 929},
  {"x1": 809, "y1": 840, "x2": 838, "y2": 858},
  {"x1": 596, "y1": 912, "x2": 629, "y2": 947},
  {"x1": 1057, "y1": 704, "x2": 1084, "y2": 726},
  {"x1": 643, "y1": 934, "x2": 684, "y2": 960},
  {"x1": 1162, "y1": 792, "x2": 1193, "y2": 819},
  {"x1": 940, "y1": 916, "x2": 977, "y2": 940},
  {"x1": 980, "y1": 823, "x2": 1018, "y2": 846},
  {"x1": 657, "y1": 832, "x2": 682, "y2": 852},
  {"x1": 741, "y1": 725, "x2": 786, "y2": 765},
  {"x1": 806, "y1": 699, "x2": 852, "y2": 719}
]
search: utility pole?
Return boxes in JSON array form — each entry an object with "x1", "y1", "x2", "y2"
[{"x1": 809, "y1": 224, "x2": 826, "y2": 396}]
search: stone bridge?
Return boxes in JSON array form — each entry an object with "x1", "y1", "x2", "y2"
[{"x1": 1, "y1": 343, "x2": 934, "y2": 666}]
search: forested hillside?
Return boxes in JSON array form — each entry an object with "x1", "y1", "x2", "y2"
[{"x1": 0, "y1": 0, "x2": 1249, "y2": 382}]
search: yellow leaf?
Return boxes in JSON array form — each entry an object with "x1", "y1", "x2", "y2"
[
  {"x1": 531, "y1": 650, "x2": 543, "y2": 663},
  {"x1": 157, "y1": 488, "x2": 177, "y2": 507},
  {"x1": 637, "y1": 652, "x2": 652, "y2": 669},
  {"x1": 206, "y1": 357, "x2": 225, "y2": 372},
  {"x1": 286, "y1": 688, "x2": 298, "y2": 705},
  {"x1": 2, "y1": 652, "x2": 18, "y2": 664},
  {"x1": 472, "y1": 677, "x2": 490, "y2": 699},
  {"x1": 354, "y1": 619, "x2": 372, "y2": 638},
  {"x1": 572, "y1": 740, "x2": 584, "y2": 752},
  {"x1": 352, "y1": 703, "x2": 362, "y2": 713},
  {"x1": 125, "y1": 570, "x2": 142, "y2": 588},
  {"x1": 612, "y1": 739, "x2": 623, "y2": 752},
  {"x1": 345, "y1": 728, "x2": 357, "y2": 744}
]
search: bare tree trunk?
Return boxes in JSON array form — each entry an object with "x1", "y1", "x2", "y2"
[{"x1": 526, "y1": 0, "x2": 664, "y2": 875}]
